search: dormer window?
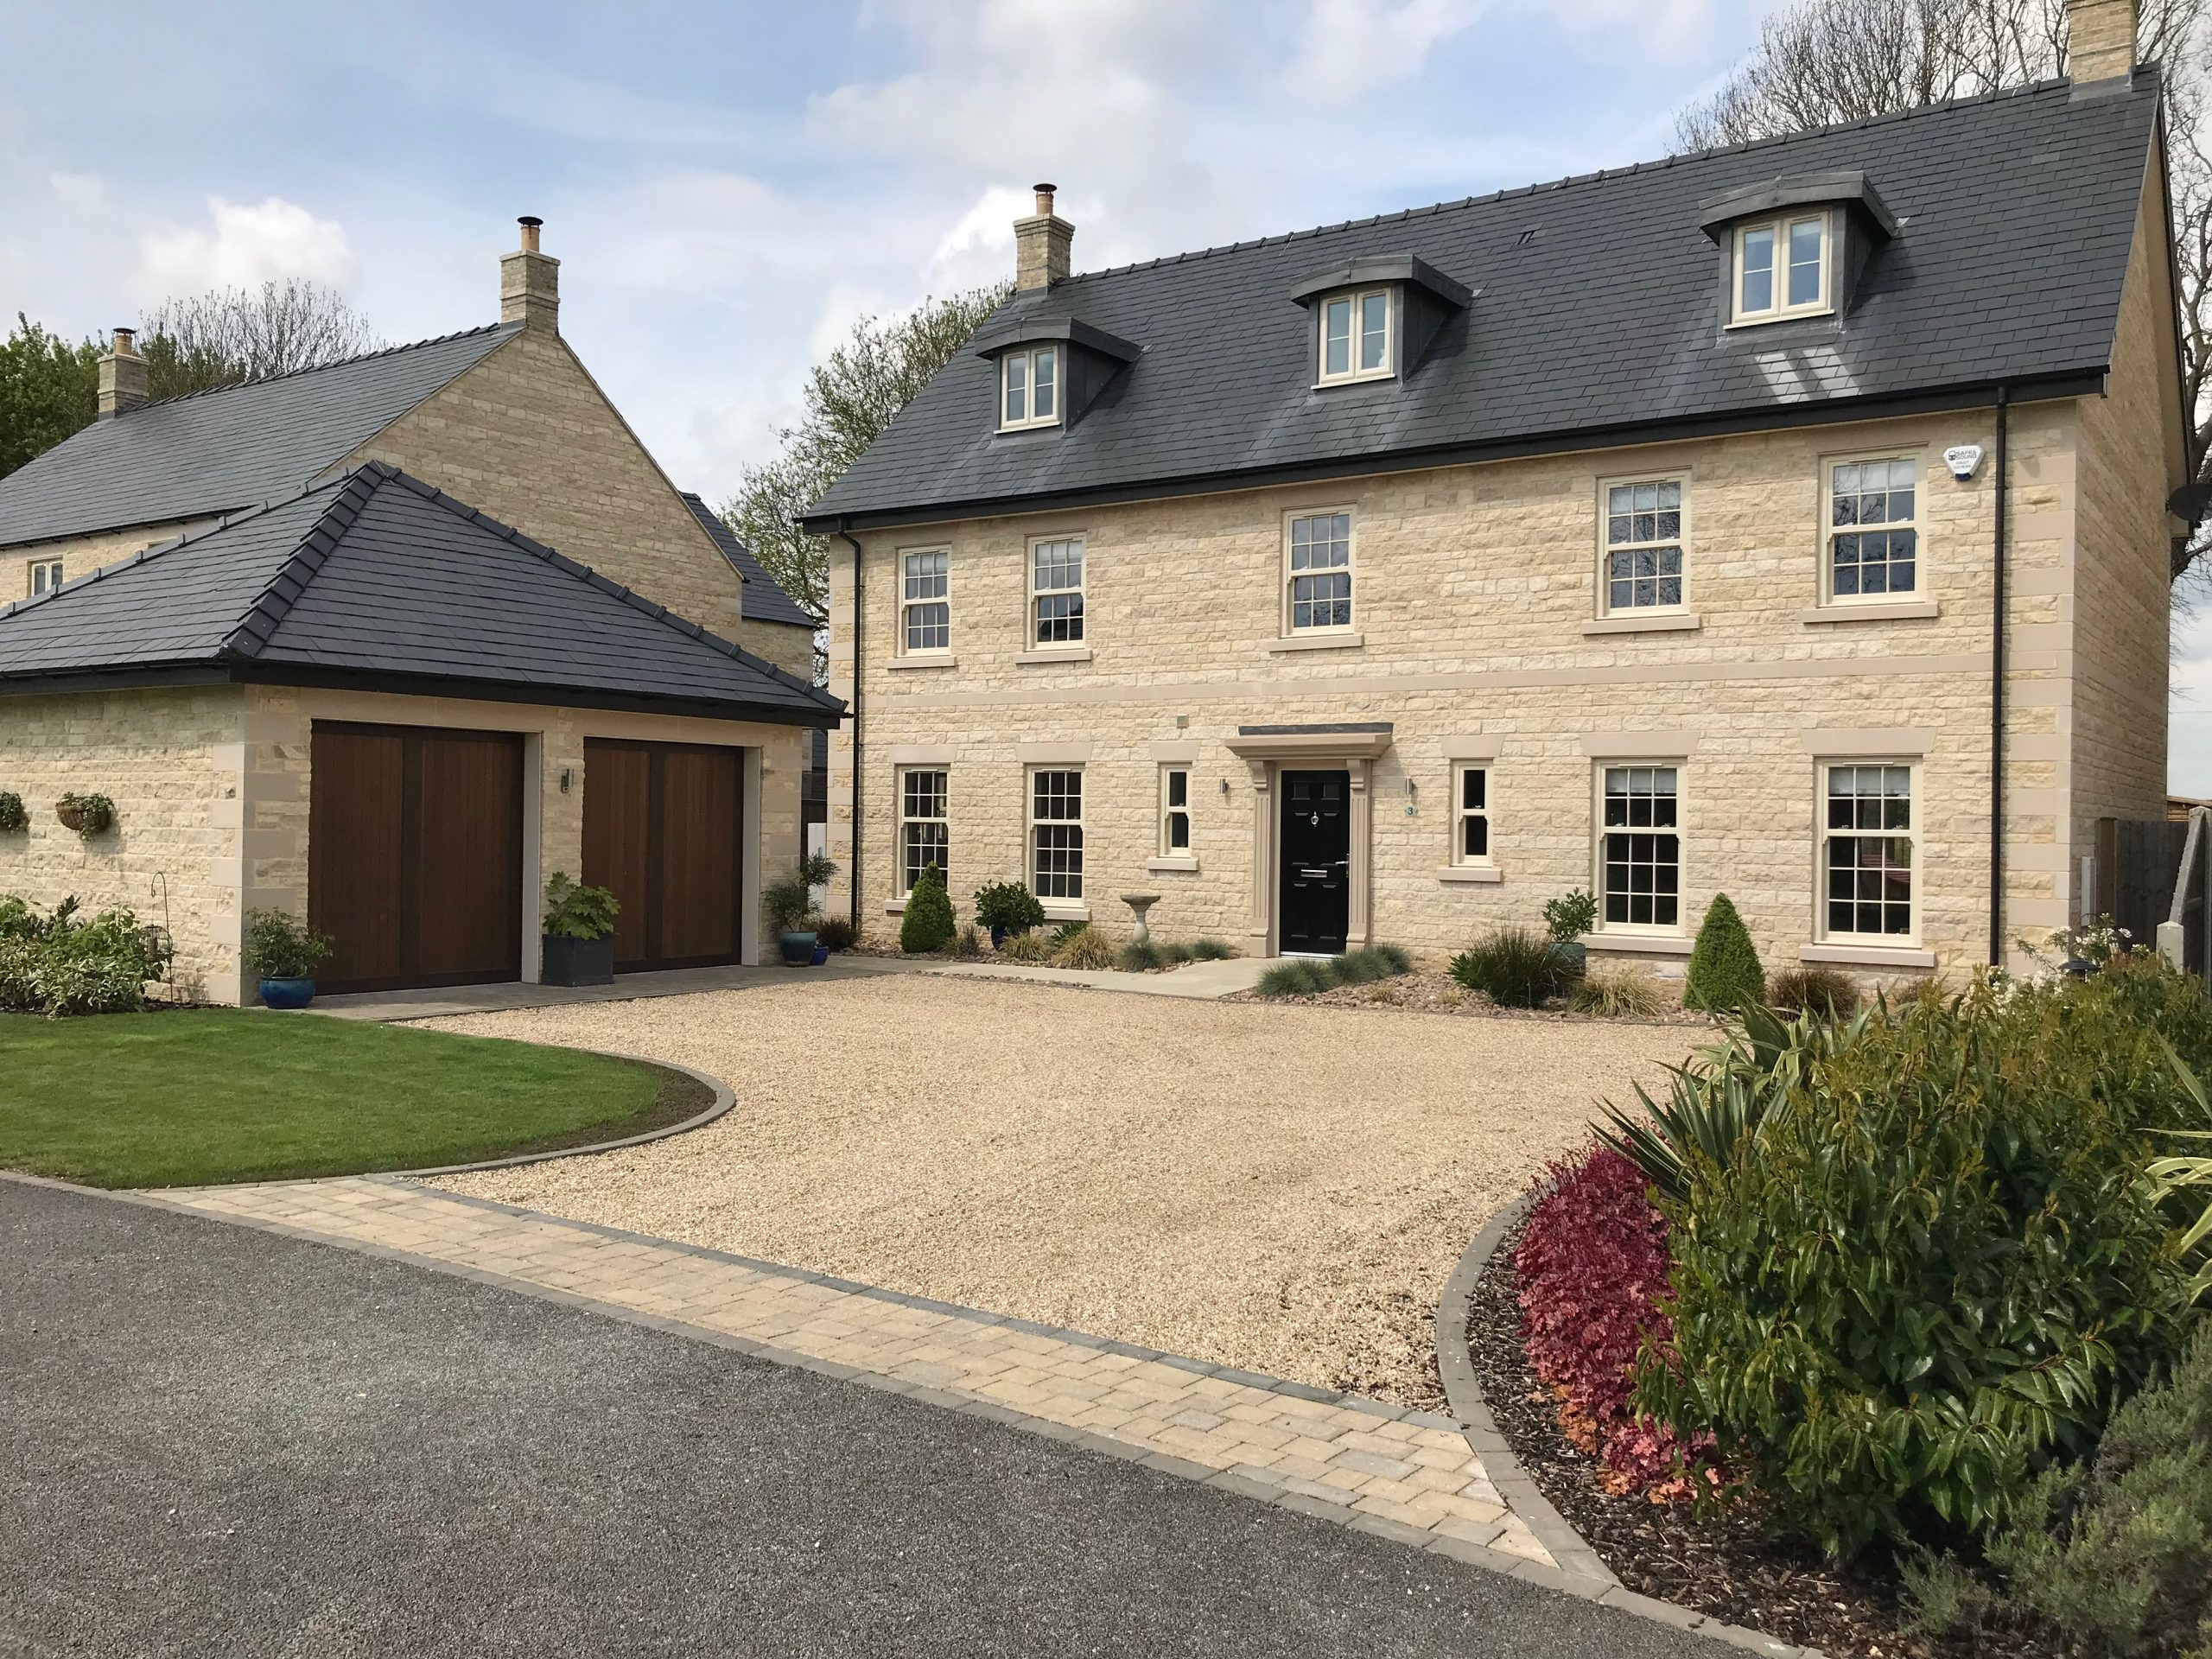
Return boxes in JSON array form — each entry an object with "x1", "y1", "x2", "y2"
[
  {"x1": 1319, "y1": 289, "x2": 1393, "y2": 384},
  {"x1": 1732, "y1": 212, "x2": 1831, "y2": 324},
  {"x1": 1001, "y1": 346, "x2": 1060, "y2": 429}
]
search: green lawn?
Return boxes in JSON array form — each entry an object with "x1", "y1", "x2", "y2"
[{"x1": 0, "y1": 1009, "x2": 677, "y2": 1188}]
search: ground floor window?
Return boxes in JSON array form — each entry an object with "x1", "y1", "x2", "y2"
[
  {"x1": 899, "y1": 767, "x2": 948, "y2": 893},
  {"x1": 1031, "y1": 768, "x2": 1084, "y2": 900},
  {"x1": 1821, "y1": 762, "x2": 1915, "y2": 939},
  {"x1": 1453, "y1": 764, "x2": 1491, "y2": 863},
  {"x1": 1599, "y1": 765, "x2": 1680, "y2": 929},
  {"x1": 1159, "y1": 766, "x2": 1190, "y2": 855}
]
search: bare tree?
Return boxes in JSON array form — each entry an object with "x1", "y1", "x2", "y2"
[
  {"x1": 1678, "y1": 0, "x2": 2212, "y2": 582},
  {"x1": 138, "y1": 277, "x2": 381, "y2": 401}
]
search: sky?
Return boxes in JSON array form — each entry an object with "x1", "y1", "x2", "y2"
[{"x1": 6, "y1": 0, "x2": 2209, "y2": 792}]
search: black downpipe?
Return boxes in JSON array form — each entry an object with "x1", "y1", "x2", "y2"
[
  {"x1": 839, "y1": 524, "x2": 864, "y2": 933},
  {"x1": 1988, "y1": 386, "x2": 2010, "y2": 966}
]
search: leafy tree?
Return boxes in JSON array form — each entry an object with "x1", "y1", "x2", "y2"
[
  {"x1": 0, "y1": 315, "x2": 98, "y2": 480},
  {"x1": 720, "y1": 283, "x2": 1012, "y2": 671},
  {"x1": 1684, "y1": 892, "x2": 1765, "y2": 1013},
  {"x1": 1675, "y1": 0, "x2": 2212, "y2": 582}
]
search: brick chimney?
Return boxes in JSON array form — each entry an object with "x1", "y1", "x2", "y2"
[
  {"x1": 96, "y1": 327, "x2": 147, "y2": 420},
  {"x1": 500, "y1": 215, "x2": 560, "y2": 333},
  {"x1": 1014, "y1": 183, "x2": 1073, "y2": 293},
  {"x1": 2069, "y1": 0, "x2": 2138, "y2": 89}
]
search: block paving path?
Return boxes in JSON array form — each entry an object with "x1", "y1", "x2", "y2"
[{"x1": 160, "y1": 1175, "x2": 1555, "y2": 1571}]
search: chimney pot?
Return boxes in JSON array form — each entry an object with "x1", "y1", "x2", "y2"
[
  {"x1": 2069, "y1": 0, "x2": 2138, "y2": 90},
  {"x1": 518, "y1": 214, "x2": 543, "y2": 252},
  {"x1": 97, "y1": 325, "x2": 148, "y2": 419},
  {"x1": 500, "y1": 215, "x2": 560, "y2": 333},
  {"x1": 1014, "y1": 183, "x2": 1074, "y2": 293},
  {"x1": 1033, "y1": 183, "x2": 1057, "y2": 217},
  {"x1": 112, "y1": 327, "x2": 136, "y2": 353}
]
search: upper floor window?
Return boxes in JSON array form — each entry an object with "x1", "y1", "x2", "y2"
[
  {"x1": 1602, "y1": 480, "x2": 1686, "y2": 612},
  {"x1": 1286, "y1": 511, "x2": 1354, "y2": 632},
  {"x1": 1827, "y1": 457, "x2": 1917, "y2": 601},
  {"x1": 27, "y1": 559, "x2": 62, "y2": 597},
  {"x1": 900, "y1": 547, "x2": 950, "y2": 653},
  {"x1": 1318, "y1": 289, "x2": 1393, "y2": 385},
  {"x1": 1001, "y1": 345, "x2": 1060, "y2": 429},
  {"x1": 1732, "y1": 213, "x2": 1830, "y2": 324},
  {"x1": 1031, "y1": 536, "x2": 1084, "y2": 646}
]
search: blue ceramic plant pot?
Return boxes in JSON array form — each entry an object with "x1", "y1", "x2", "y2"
[
  {"x1": 779, "y1": 931, "x2": 817, "y2": 966},
  {"x1": 810, "y1": 943, "x2": 830, "y2": 966},
  {"x1": 259, "y1": 976, "x2": 315, "y2": 1010}
]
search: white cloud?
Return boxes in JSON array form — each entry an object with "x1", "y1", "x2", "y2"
[
  {"x1": 132, "y1": 196, "x2": 355, "y2": 301},
  {"x1": 48, "y1": 171, "x2": 104, "y2": 211},
  {"x1": 1285, "y1": 0, "x2": 1487, "y2": 104}
]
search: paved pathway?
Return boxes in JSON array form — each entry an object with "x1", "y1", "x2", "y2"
[
  {"x1": 4, "y1": 1177, "x2": 1738, "y2": 1657},
  {"x1": 161, "y1": 1175, "x2": 1550, "y2": 1565}
]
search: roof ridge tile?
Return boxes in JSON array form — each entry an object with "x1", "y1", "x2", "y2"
[{"x1": 129, "y1": 322, "x2": 519, "y2": 415}]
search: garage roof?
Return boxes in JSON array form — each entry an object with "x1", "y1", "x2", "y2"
[{"x1": 0, "y1": 463, "x2": 844, "y2": 725}]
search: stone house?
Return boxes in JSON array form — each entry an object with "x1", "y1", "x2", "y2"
[
  {"x1": 806, "y1": 1, "x2": 2188, "y2": 981},
  {"x1": 0, "y1": 222, "x2": 837, "y2": 1003}
]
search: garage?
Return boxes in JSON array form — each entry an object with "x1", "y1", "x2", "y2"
[
  {"x1": 308, "y1": 721, "x2": 526, "y2": 994},
  {"x1": 583, "y1": 738, "x2": 747, "y2": 972}
]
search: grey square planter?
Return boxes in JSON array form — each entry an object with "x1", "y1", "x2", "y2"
[{"x1": 542, "y1": 933, "x2": 615, "y2": 987}]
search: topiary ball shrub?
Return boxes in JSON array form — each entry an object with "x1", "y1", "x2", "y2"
[
  {"x1": 1450, "y1": 927, "x2": 1567, "y2": 1008},
  {"x1": 899, "y1": 864, "x2": 956, "y2": 953},
  {"x1": 1766, "y1": 964, "x2": 1859, "y2": 1020},
  {"x1": 1683, "y1": 893, "x2": 1764, "y2": 1014}
]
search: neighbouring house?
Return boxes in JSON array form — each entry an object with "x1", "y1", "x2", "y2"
[
  {"x1": 805, "y1": 0, "x2": 2187, "y2": 980},
  {"x1": 0, "y1": 222, "x2": 840, "y2": 1002}
]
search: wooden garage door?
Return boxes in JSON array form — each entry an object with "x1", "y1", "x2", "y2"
[
  {"x1": 309, "y1": 722, "x2": 524, "y2": 994},
  {"x1": 583, "y1": 739, "x2": 745, "y2": 972}
]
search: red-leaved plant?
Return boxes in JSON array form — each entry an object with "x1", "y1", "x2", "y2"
[{"x1": 1512, "y1": 1143, "x2": 1720, "y2": 1503}]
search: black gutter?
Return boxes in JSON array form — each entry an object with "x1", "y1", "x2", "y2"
[
  {"x1": 1990, "y1": 385, "x2": 2011, "y2": 966},
  {"x1": 838, "y1": 524, "x2": 865, "y2": 934}
]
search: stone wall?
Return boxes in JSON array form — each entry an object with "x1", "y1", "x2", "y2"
[
  {"x1": 7, "y1": 514, "x2": 223, "y2": 605},
  {"x1": 0, "y1": 684, "x2": 246, "y2": 1002},
  {"x1": 826, "y1": 397, "x2": 2125, "y2": 980}
]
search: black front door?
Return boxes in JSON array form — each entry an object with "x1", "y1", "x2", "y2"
[{"x1": 1279, "y1": 769, "x2": 1351, "y2": 955}]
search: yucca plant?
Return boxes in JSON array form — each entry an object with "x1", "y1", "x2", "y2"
[{"x1": 2152, "y1": 1040, "x2": 2212, "y2": 1305}]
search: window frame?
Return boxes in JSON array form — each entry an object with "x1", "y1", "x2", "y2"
[
  {"x1": 896, "y1": 766, "x2": 950, "y2": 896},
  {"x1": 1027, "y1": 532, "x2": 1086, "y2": 649},
  {"x1": 1158, "y1": 765, "x2": 1192, "y2": 858},
  {"x1": 1595, "y1": 473, "x2": 1691, "y2": 617},
  {"x1": 1281, "y1": 506, "x2": 1357, "y2": 636},
  {"x1": 1452, "y1": 762, "x2": 1492, "y2": 868},
  {"x1": 1729, "y1": 211, "x2": 1834, "y2": 326},
  {"x1": 1820, "y1": 451, "x2": 1923, "y2": 607},
  {"x1": 1592, "y1": 761, "x2": 1687, "y2": 936},
  {"x1": 896, "y1": 544, "x2": 951, "y2": 657},
  {"x1": 27, "y1": 558, "x2": 63, "y2": 598},
  {"x1": 999, "y1": 345, "x2": 1062, "y2": 431},
  {"x1": 1815, "y1": 759, "x2": 1920, "y2": 946},
  {"x1": 1028, "y1": 765, "x2": 1085, "y2": 904},
  {"x1": 1314, "y1": 287, "x2": 1396, "y2": 386}
]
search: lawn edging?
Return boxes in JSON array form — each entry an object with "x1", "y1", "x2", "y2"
[{"x1": 1435, "y1": 1197, "x2": 1825, "y2": 1658}]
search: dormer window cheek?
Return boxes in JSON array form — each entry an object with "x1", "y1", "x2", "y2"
[
  {"x1": 1001, "y1": 346, "x2": 1060, "y2": 429},
  {"x1": 1731, "y1": 212, "x2": 1832, "y2": 324},
  {"x1": 1318, "y1": 288, "x2": 1393, "y2": 385}
]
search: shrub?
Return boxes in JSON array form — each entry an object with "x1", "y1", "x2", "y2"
[
  {"x1": 952, "y1": 924, "x2": 982, "y2": 959},
  {"x1": 0, "y1": 897, "x2": 173, "y2": 1016},
  {"x1": 1052, "y1": 924, "x2": 1116, "y2": 969},
  {"x1": 1450, "y1": 927, "x2": 1566, "y2": 1008},
  {"x1": 1683, "y1": 893, "x2": 1763, "y2": 1014},
  {"x1": 815, "y1": 917, "x2": 856, "y2": 953},
  {"x1": 1543, "y1": 888, "x2": 1599, "y2": 944},
  {"x1": 54, "y1": 791, "x2": 115, "y2": 837},
  {"x1": 1766, "y1": 964, "x2": 1859, "y2": 1019},
  {"x1": 1189, "y1": 937, "x2": 1239, "y2": 961},
  {"x1": 799, "y1": 850, "x2": 836, "y2": 889},
  {"x1": 1572, "y1": 964, "x2": 1666, "y2": 1018},
  {"x1": 764, "y1": 876, "x2": 813, "y2": 936},
  {"x1": 999, "y1": 930, "x2": 1054, "y2": 963},
  {"x1": 242, "y1": 910, "x2": 334, "y2": 980},
  {"x1": 1117, "y1": 938, "x2": 1164, "y2": 972},
  {"x1": 1257, "y1": 959, "x2": 1333, "y2": 997},
  {"x1": 541, "y1": 872, "x2": 620, "y2": 941},
  {"x1": 1157, "y1": 940, "x2": 1195, "y2": 965},
  {"x1": 0, "y1": 791, "x2": 24, "y2": 832},
  {"x1": 1516, "y1": 1146, "x2": 1715, "y2": 1500},
  {"x1": 899, "y1": 865, "x2": 956, "y2": 953},
  {"x1": 1050, "y1": 920, "x2": 1086, "y2": 948},
  {"x1": 1638, "y1": 969, "x2": 2205, "y2": 1557},
  {"x1": 973, "y1": 880, "x2": 1046, "y2": 937}
]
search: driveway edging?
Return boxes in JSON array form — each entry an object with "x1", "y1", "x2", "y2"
[{"x1": 1435, "y1": 1198, "x2": 1823, "y2": 1658}]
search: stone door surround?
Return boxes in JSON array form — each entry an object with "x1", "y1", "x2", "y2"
[{"x1": 1224, "y1": 723, "x2": 1393, "y2": 957}]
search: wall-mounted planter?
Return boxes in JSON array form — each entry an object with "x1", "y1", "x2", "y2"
[
  {"x1": 0, "y1": 791, "x2": 25, "y2": 833},
  {"x1": 55, "y1": 793, "x2": 116, "y2": 838}
]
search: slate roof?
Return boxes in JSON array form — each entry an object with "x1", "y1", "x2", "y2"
[
  {"x1": 0, "y1": 463, "x2": 844, "y2": 726},
  {"x1": 806, "y1": 76, "x2": 2167, "y2": 529},
  {"x1": 679, "y1": 493, "x2": 822, "y2": 628},
  {"x1": 0, "y1": 324, "x2": 519, "y2": 549}
]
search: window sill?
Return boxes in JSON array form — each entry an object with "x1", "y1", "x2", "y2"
[
  {"x1": 1799, "y1": 941, "x2": 1936, "y2": 969},
  {"x1": 887, "y1": 654, "x2": 958, "y2": 671},
  {"x1": 1581, "y1": 612, "x2": 1701, "y2": 637},
  {"x1": 1436, "y1": 865, "x2": 1503, "y2": 885},
  {"x1": 1800, "y1": 600, "x2": 1939, "y2": 625},
  {"x1": 1583, "y1": 931, "x2": 1694, "y2": 957},
  {"x1": 1017, "y1": 646, "x2": 1093, "y2": 665},
  {"x1": 1146, "y1": 855, "x2": 1199, "y2": 874},
  {"x1": 1726, "y1": 308, "x2": 1836, "y2": 329},
  {"x1": 1268, "y1": 632, "x2": 1364, "y2": 653},
  {"x1": 1313, "y1": 371, "x2": 1397, "y2": 390},
  {"x1": 1042, "y1": 903, "x2": 1091, "y2": 924},
  {"x1": 884, "y1": 897, "x2": 906, "y2": 914}
]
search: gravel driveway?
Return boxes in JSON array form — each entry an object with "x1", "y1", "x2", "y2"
[{"x1": 423, "y1": 977, "x2": 1697, "y2": 1408}]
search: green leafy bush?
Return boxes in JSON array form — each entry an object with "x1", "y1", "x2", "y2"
[
  {"x1": 1683, "y1": 893, "x2": 1763, "y2": 1014},
  {"x1": 1596, "y1": 1003, "x2": 1822, "y2": 1202},
  {"x1": 1117, "y1": 938, "x2": 1165, "y2": 972},
  {"x1": 1572, "y1": 964, "x2": 1666, "y2": 1018},
  {"x1": 1051, "y1": 924, "x2": 1116, "y2": 969},
  {"x1": 1765, "y1": 964, "x2": 1859, "y2": 1019},
  {"x1": 973, "y1": 880, "x2": 1046, "y2": 937},
  {"x1": 541, "y1": 872, "x2": 620, "y2": 941},
  {"x1": 0, "y1": 791, "x2": 25, "y2": 832},
  {"x1": 242, "y1": 909, "x2": 334, "y2": 980},
  {"x1": 1450, "y1": 927, "x2": 1567, "y2": 1008},
  {"x1": 1639, "y1": 968, "x2": 2205, "y2": 1558},
  {"x1": 1188, "y1": 937, "x2": 1239, "y2": 961},
  {"x1": 0, "y1": 895, "x2": 173, "y2": 1016},
  {"x1": 1544, "y1": 888, "x2": 1599, "y2": 943},
  {"x1": 899, "y1": 865, "x2": 955, "y2": 953},
  {"x1": 764, "y1": 876, "x2": 814, "y2": 935}
]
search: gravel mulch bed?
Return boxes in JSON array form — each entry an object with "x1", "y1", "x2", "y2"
[
  {"x1": 1465, "y1": 1220, "x2": 2050, "y2": 1659},
  {"x1": 416, "y1": 976, "x2": 1694, "y2": 1409},
  {"x1": 1228, "y1": 966, "x2": 1712, "y2": 1027}
]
